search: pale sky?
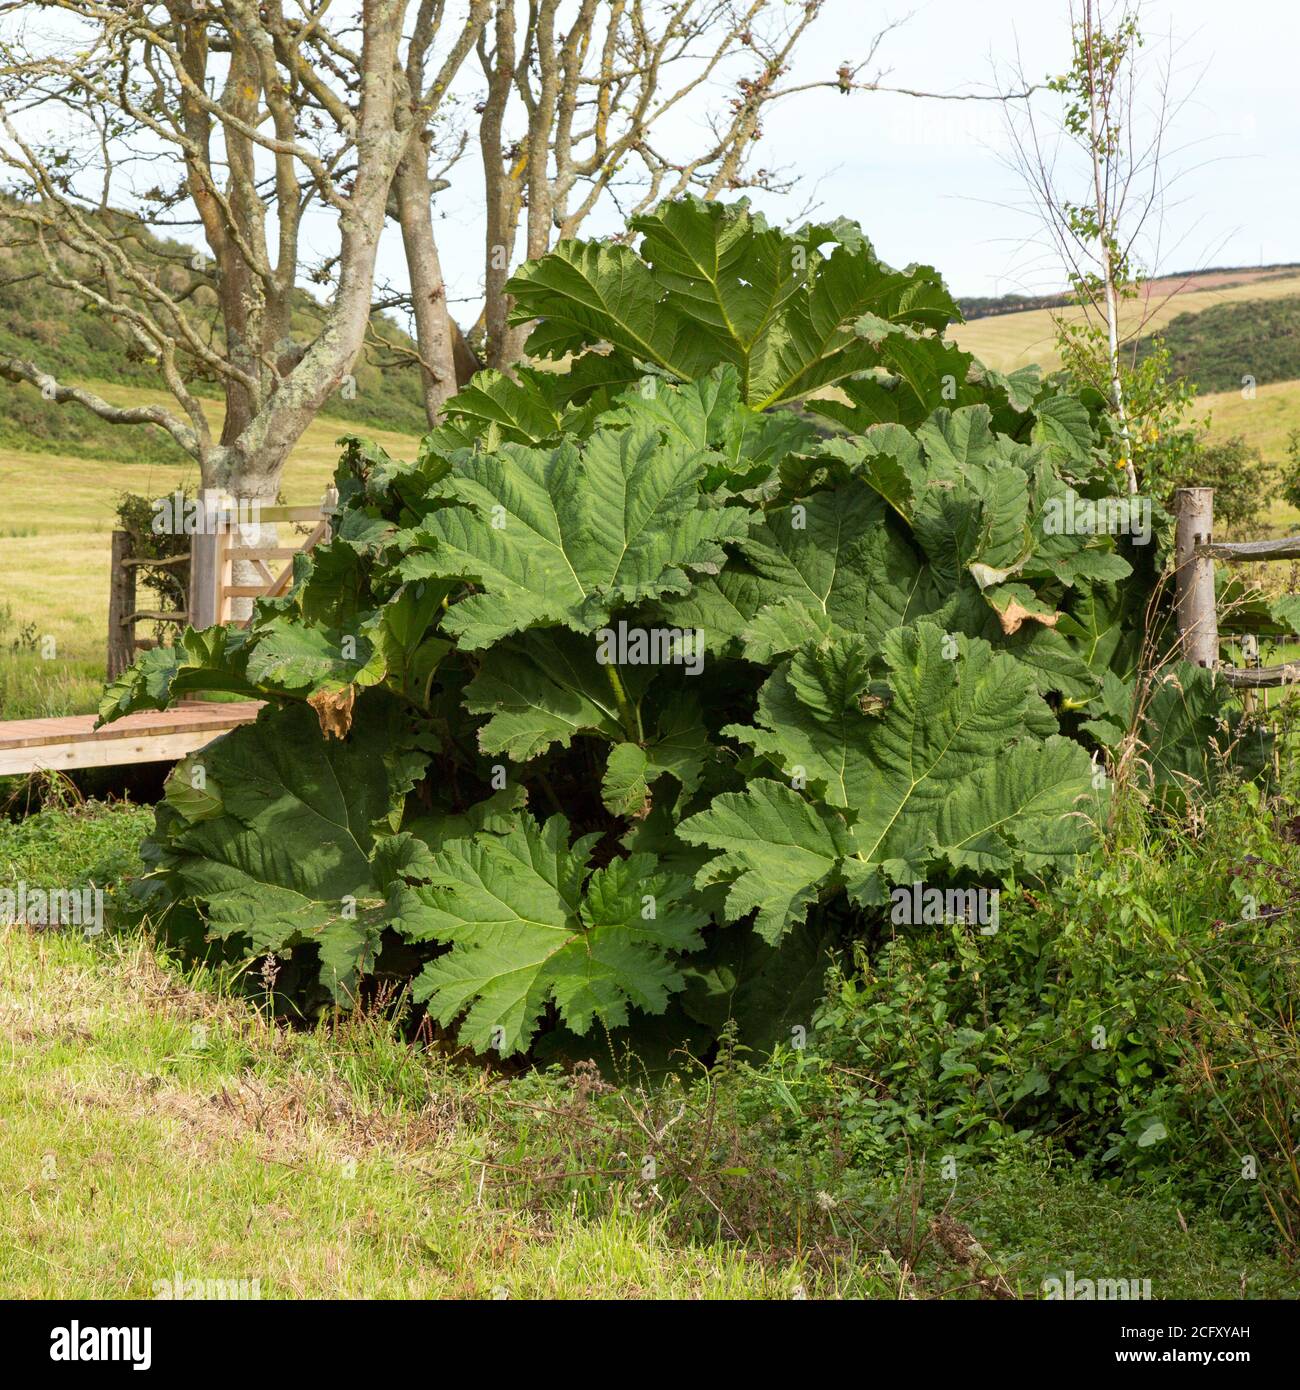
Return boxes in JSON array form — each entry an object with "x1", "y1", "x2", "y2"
[
  {"x1": 7, "y1": 1, "x2": 1294, "y2": 313},
  {"x1": 399, "y1": 0, "x2": 1300, "y2": 308}
]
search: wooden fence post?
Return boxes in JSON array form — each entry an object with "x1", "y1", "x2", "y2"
[
  {"x1": 188, "y1": 488, "x2": 222, "y2": 629},
  {"x1": 1175, "y1": 486, "x2": 1218, "y2": 669},
  {"x1": 216, "y1": 518, "x2": 233, "y2": 623},
  {"x1": 106, "y1": 530, "x2": 136, "y2": 679},
  {"x1": 1240, "y1": 633, "x2": 1259, "y2": 716}
]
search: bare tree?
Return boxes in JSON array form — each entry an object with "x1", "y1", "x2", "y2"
[
  {"x1": 0, "y1": 0, "x2": 1045, "y2": 498},
  {"x1": 1001, "y1": 0, "x2": 1194, "y2": 495},
  {"x1": 0, "y1": 0, "x2": 489, "y2": 501},
  {"x1": 470, "y1": 1, "x2": 1044, "y2": 370},
  {"x1": 473, "y1": 0, "x2": 829, "y2": 367}
]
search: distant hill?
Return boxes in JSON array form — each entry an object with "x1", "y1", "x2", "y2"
[
  {"x1": 1134, "y1": 295, "x2": 1300, "y2": 396},
  {"x1": 958, "y1": 263, "x2": 1300, "y2": 320},
  {"x1": 0, "y1": 213, "x2": 435, "y2": 466}
]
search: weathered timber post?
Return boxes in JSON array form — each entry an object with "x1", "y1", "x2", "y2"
[
  {"x1": 107, "y1": 530, "x2": 136, "y2": 679},
  {"x1": 1240, "y1": 632, "x2": 1259, "y2": 715},
  {"x1": 1174, "y1": 487, "x2": 1218, "y2": 668},
  {"x1": 188, "y1": 488, "x2": 223, "y2": 629}
]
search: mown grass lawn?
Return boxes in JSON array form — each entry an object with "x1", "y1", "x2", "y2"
[
  {"x1": 1, "y1": 801, "x2": 1294, "y2": 1300},
  {"x1": 0, "y1": 804, "x2": 797, "y2": 1300},
  {"x1": 0, "y1": 934, "x2": 793, "y2": 1299},
  {"x1": 0, "y1": 382, "x2": 419, "y2": 722}
]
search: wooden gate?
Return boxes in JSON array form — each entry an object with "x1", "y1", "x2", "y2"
[{"x1": 188, "y1": 486, "x2": 338, "y2": 628}]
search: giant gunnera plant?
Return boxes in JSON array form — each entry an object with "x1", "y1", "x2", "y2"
[{"x1": 99, "y1": 198, "x2": 1246, "y2": 1059}]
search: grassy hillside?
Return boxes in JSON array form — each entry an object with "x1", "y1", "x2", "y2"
[
  {"x1": 950, "y1": 272, "x2": 1300, "y2": 508},
  {"x1": 1194, "y1": 381, "x2": 1300, "y2": 534},
  {"x1": 0, "y1": 223, "x2": 434, "y2": 464},
  {"x1": 1197, "y1": 379, "x2": 1300, "y2": 460},
  {"x1": 1134, "y1": 296, "x2": 1300, "y2": 395},
  {"x1": 957, "y1": 263, "x2": 1300, "y2": 321},
  {"x1": 950, "y1": 271, "x2": 1300, "y2": 375}
]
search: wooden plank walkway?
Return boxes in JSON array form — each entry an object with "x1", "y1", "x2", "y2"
[{"x1": 0, "y1": 701, "x2": 263, "y2": 775}]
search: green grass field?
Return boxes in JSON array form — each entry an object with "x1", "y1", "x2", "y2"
[
  {"x1": 950, "y1": 271, "x2": 1300, "y2": 375},
  {"x1": 0, "y1": 382, "x2": 419, "y2": 720},
  {"x1": 953, "y1": 276, "x2": 1300, "y2": 495},
  {"x1": 0, "y1": 933, "x2": 792, "y2": 1299},
  {"x1": 2, "y1": 801, "x2": 1292, "y2": 1299},
  {"x1": 1198, "y1": 379, "x2": 1300, "y2": 468}
]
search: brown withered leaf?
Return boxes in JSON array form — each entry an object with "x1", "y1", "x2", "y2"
[
  {"x1": 308, "y1": 684, "x2": 356, "y2": 739},
  {"x1": 996, "y1": 601, "x2": 1060, "y2": 637}
]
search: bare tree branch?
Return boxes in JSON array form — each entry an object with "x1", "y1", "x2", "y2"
[{"x1": 0, "y1": 354, "x2": 200, "y2": 453}]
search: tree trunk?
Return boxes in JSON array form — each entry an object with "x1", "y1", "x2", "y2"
[
  {"x1": 396, "y1": 146, "x2": 459, "y2": 425},
  {"x1": 479, "y1": 0, "x2": 528, "y2": 370},
  {"x1": 452, "y1": 319, "x2": 483, "y2": 386},
  {"x1": 207, "y1": 7, "x2": 409, "y2": 503}
]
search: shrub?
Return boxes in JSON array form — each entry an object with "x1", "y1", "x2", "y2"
[
  {"x1": 115, "y1": 490, "x2": 192, "y2": 615},
  {"x1": 101, "y1": 197, "x2": 1253, "y2": 1061},
  {"x1": 1057, "y1": 331, "x2": 1277, "y2": 534},
  {"x1": 802, "y1": 778, "x2": 1300, "y2": 1248},
  {"x1": 1184, "y1": 435, "x2": 1274, "y2": 535},
  {"x1": 1281, "y1": 429, "x2": 1300, "y2": 515}
]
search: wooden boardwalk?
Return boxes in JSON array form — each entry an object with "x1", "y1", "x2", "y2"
[{"x1": 0, "y1": 701, "x2": 263, "y2": 776}]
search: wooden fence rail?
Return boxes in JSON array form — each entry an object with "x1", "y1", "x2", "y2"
[
  {"x1": 1198, "y1": 537, "x2": 1300, "y2": 562},
  {"x1": 1175, "y1": 485, "x2": 1300, "y2": 688}
]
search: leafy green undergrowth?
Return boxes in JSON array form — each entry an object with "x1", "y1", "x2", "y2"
[
  {"x1": 780, "y1": 777, "x2": 1300, "y2": 1263},
  {"x1": 952, "y1": 1160, "x2": 1292, "y2": 1299},
  {"x1": 0, "y1": 796, "x2": 154, "y2": 884},
  {"x1": 2, "y1": 800, "x2": 1295, "y2": 1298},
  {"x1": 104, "y1": 194, "x2": 1264, "y2": 1062}
]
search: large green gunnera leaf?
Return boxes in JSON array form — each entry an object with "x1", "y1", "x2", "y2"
[
  {"x1": 680, "y1": 624, "x2": 1098, "y2": 941},
  {"x1": 144, "y1": 698, "x2": 434, "y2": 1000},
  {"x1": 506, "y1": 196, "x2": 960, "y2": 408},
  {"x1": 411, "y1": 814, "x2": 707, "y2": 1056},
  {"x1": 398, "y1": 422, "x2": 749, "y2": 648},
  {"x1": 98, "y1": 626, "x2": 262, "y2": 724}
]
